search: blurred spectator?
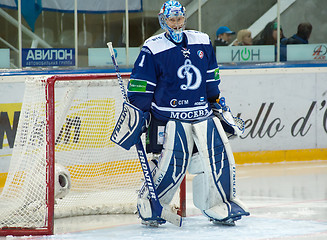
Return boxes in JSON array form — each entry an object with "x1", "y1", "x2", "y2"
[
  {"x1": 282, "y1": 22, "x2": 312, "y2": 44},
  {"x1": 233, "y1": 29, "x2": 252, "y2": 46},
  {"x1": 253, "y1": 21, "x2": 287, "y2": 61},
  {"x1": 253, "y1": 21, "x2": 286, "y2": 45},
  {"x1": 214, "y1": 26, "x2": 235, "y2": 46}
]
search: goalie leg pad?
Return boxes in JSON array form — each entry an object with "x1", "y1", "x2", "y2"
[
  {"x1": 154, "y1": 120, "x2": 194, "y2": 204},
  {"x1": 138, "y1": 120, "x2": 193, "y2": 208},
  {"x1": 137, "y1": 120, "x2": 193, "y2": 223},
  {"x1": 191, "y1": 117, "x2": 249, "y2": 221},
  {"x1": 154, "y1": 121, "x2": 194, "y2": 205},
  {"x1": 187, "y1": 152, "x2": 204, "y2": 175}
]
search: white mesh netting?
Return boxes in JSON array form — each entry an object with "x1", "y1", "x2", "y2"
[{"x1": 0, "y1": 75, "x2": 180, "y2": 230}]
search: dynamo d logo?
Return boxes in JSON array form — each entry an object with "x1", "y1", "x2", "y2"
[{"x1": 177, "y1": 59, "x2": 202, "y2": 90}]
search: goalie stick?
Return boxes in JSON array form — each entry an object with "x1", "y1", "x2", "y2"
[{"x1": 107, "y1": 42, "x2": 182, "y2": 227}]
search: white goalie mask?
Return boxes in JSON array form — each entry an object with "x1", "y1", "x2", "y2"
[
  {"x1": 55, "y1": 163, "x2": 71, "y2": 199},
  {"x1": 158, "y1": 0, "x2": 186, "y2": 43}
]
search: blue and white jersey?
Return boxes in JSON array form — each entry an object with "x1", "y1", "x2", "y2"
[{"x1": 127, "y1": 30, "x2": 220, "y2": 122}]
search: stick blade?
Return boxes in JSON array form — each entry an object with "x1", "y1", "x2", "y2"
[{"x1": 161, "y1": 207, "x2": 182, "y2": 227}]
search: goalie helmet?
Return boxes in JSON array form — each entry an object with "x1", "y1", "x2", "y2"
[
  {"x1": 158, "y1": 0, "x2": 186, "y2": 43},
  {"x1": 54, "y1": 163, "x2": 71, "y2": 199}
]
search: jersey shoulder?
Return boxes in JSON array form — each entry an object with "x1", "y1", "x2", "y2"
[
  {"x1": 184, "y1": 30, "x2": 211, "y2": 45},
  {"x1": 143, "y1": 33, "x2": 175, "y2": 55}
]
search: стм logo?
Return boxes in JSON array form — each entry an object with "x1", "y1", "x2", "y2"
[
  {"x1": 170, "y1": 99, "x2": 178, "y2": 107},
  {"x1": 312, "y1": 45, "x2": 327, "y2": 60}
]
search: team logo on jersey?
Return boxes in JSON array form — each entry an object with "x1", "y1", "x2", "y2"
[
  {"x1": 177, "y1": 59, "x2": 202, "y2": 91},
  {"x1": 170, "y1": 99, "x2": 178, "y2": 107},
  {"x1": 170, "y1": 99, "x2": 189, "y2": 107},
  {"x1": 214, "y1": 68, "x2": 220, "y2": 80},
  {"x1": 194, "y1": 96, "x2": 206, "y2": 105},
  {"x1": 197, "y1": 50, "x2": 204, "y2": 59},
  {"x1": 181, "y1": 48, "x2": 190, "y2": 58}
]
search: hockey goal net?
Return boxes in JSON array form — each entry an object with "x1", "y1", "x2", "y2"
[{"x1": 0, "y1": 74, "x2": 185, "y2": 236}]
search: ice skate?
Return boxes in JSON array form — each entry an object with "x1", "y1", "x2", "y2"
[
  {"x1": 141, "y1": 218, "x2": 166, "y2": 227},
  {"x1": 211, "y1": 217, "x2": 236, "y2": 226},
  {"x1": 210, "y1": 210, "x2": 249, "y2": 226}
]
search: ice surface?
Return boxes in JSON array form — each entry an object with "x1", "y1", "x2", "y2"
[
  {"x1": 4, "y1": 161, "x2": 327, "y2": 240},
  {"x1": 6, "y1": 215, "x2": 327, "y2": 240}
]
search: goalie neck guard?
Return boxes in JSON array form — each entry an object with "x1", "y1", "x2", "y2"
[{"x1": 158, "y1": 1, "x2": 186, "y2": 43}]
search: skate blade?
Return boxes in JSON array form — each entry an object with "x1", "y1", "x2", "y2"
[
  {"x1": 211, "y1": 218, "x2": 236, "y2": 226},
  {"x1": 141, "y1": 219, "x2": 165, "y2": 227}
]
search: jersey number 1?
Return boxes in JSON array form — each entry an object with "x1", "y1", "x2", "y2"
[{"x1": 138, "y1": 55, "x2": 145, "y2": 67}]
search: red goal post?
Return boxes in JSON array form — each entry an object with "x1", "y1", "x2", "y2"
[{"x1": 0, "y1": 73, "x2": 185, "y2": 236}]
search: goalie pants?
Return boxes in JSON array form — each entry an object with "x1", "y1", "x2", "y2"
[{"x1": 140, "y1": 116, "x2": 249, "y2": 221}]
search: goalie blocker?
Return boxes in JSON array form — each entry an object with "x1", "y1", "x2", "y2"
[{"x1": 110, "y1": 102, "x2": 150, "y2": 150}]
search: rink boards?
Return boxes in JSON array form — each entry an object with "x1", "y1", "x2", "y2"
[{"x1": 0, "y1": 67, "x2": 327, "y2": 186}]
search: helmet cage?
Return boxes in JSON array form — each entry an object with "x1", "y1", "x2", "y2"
[{"x1": 158, "y1": 1, "x2": 186, "y2": 43}]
